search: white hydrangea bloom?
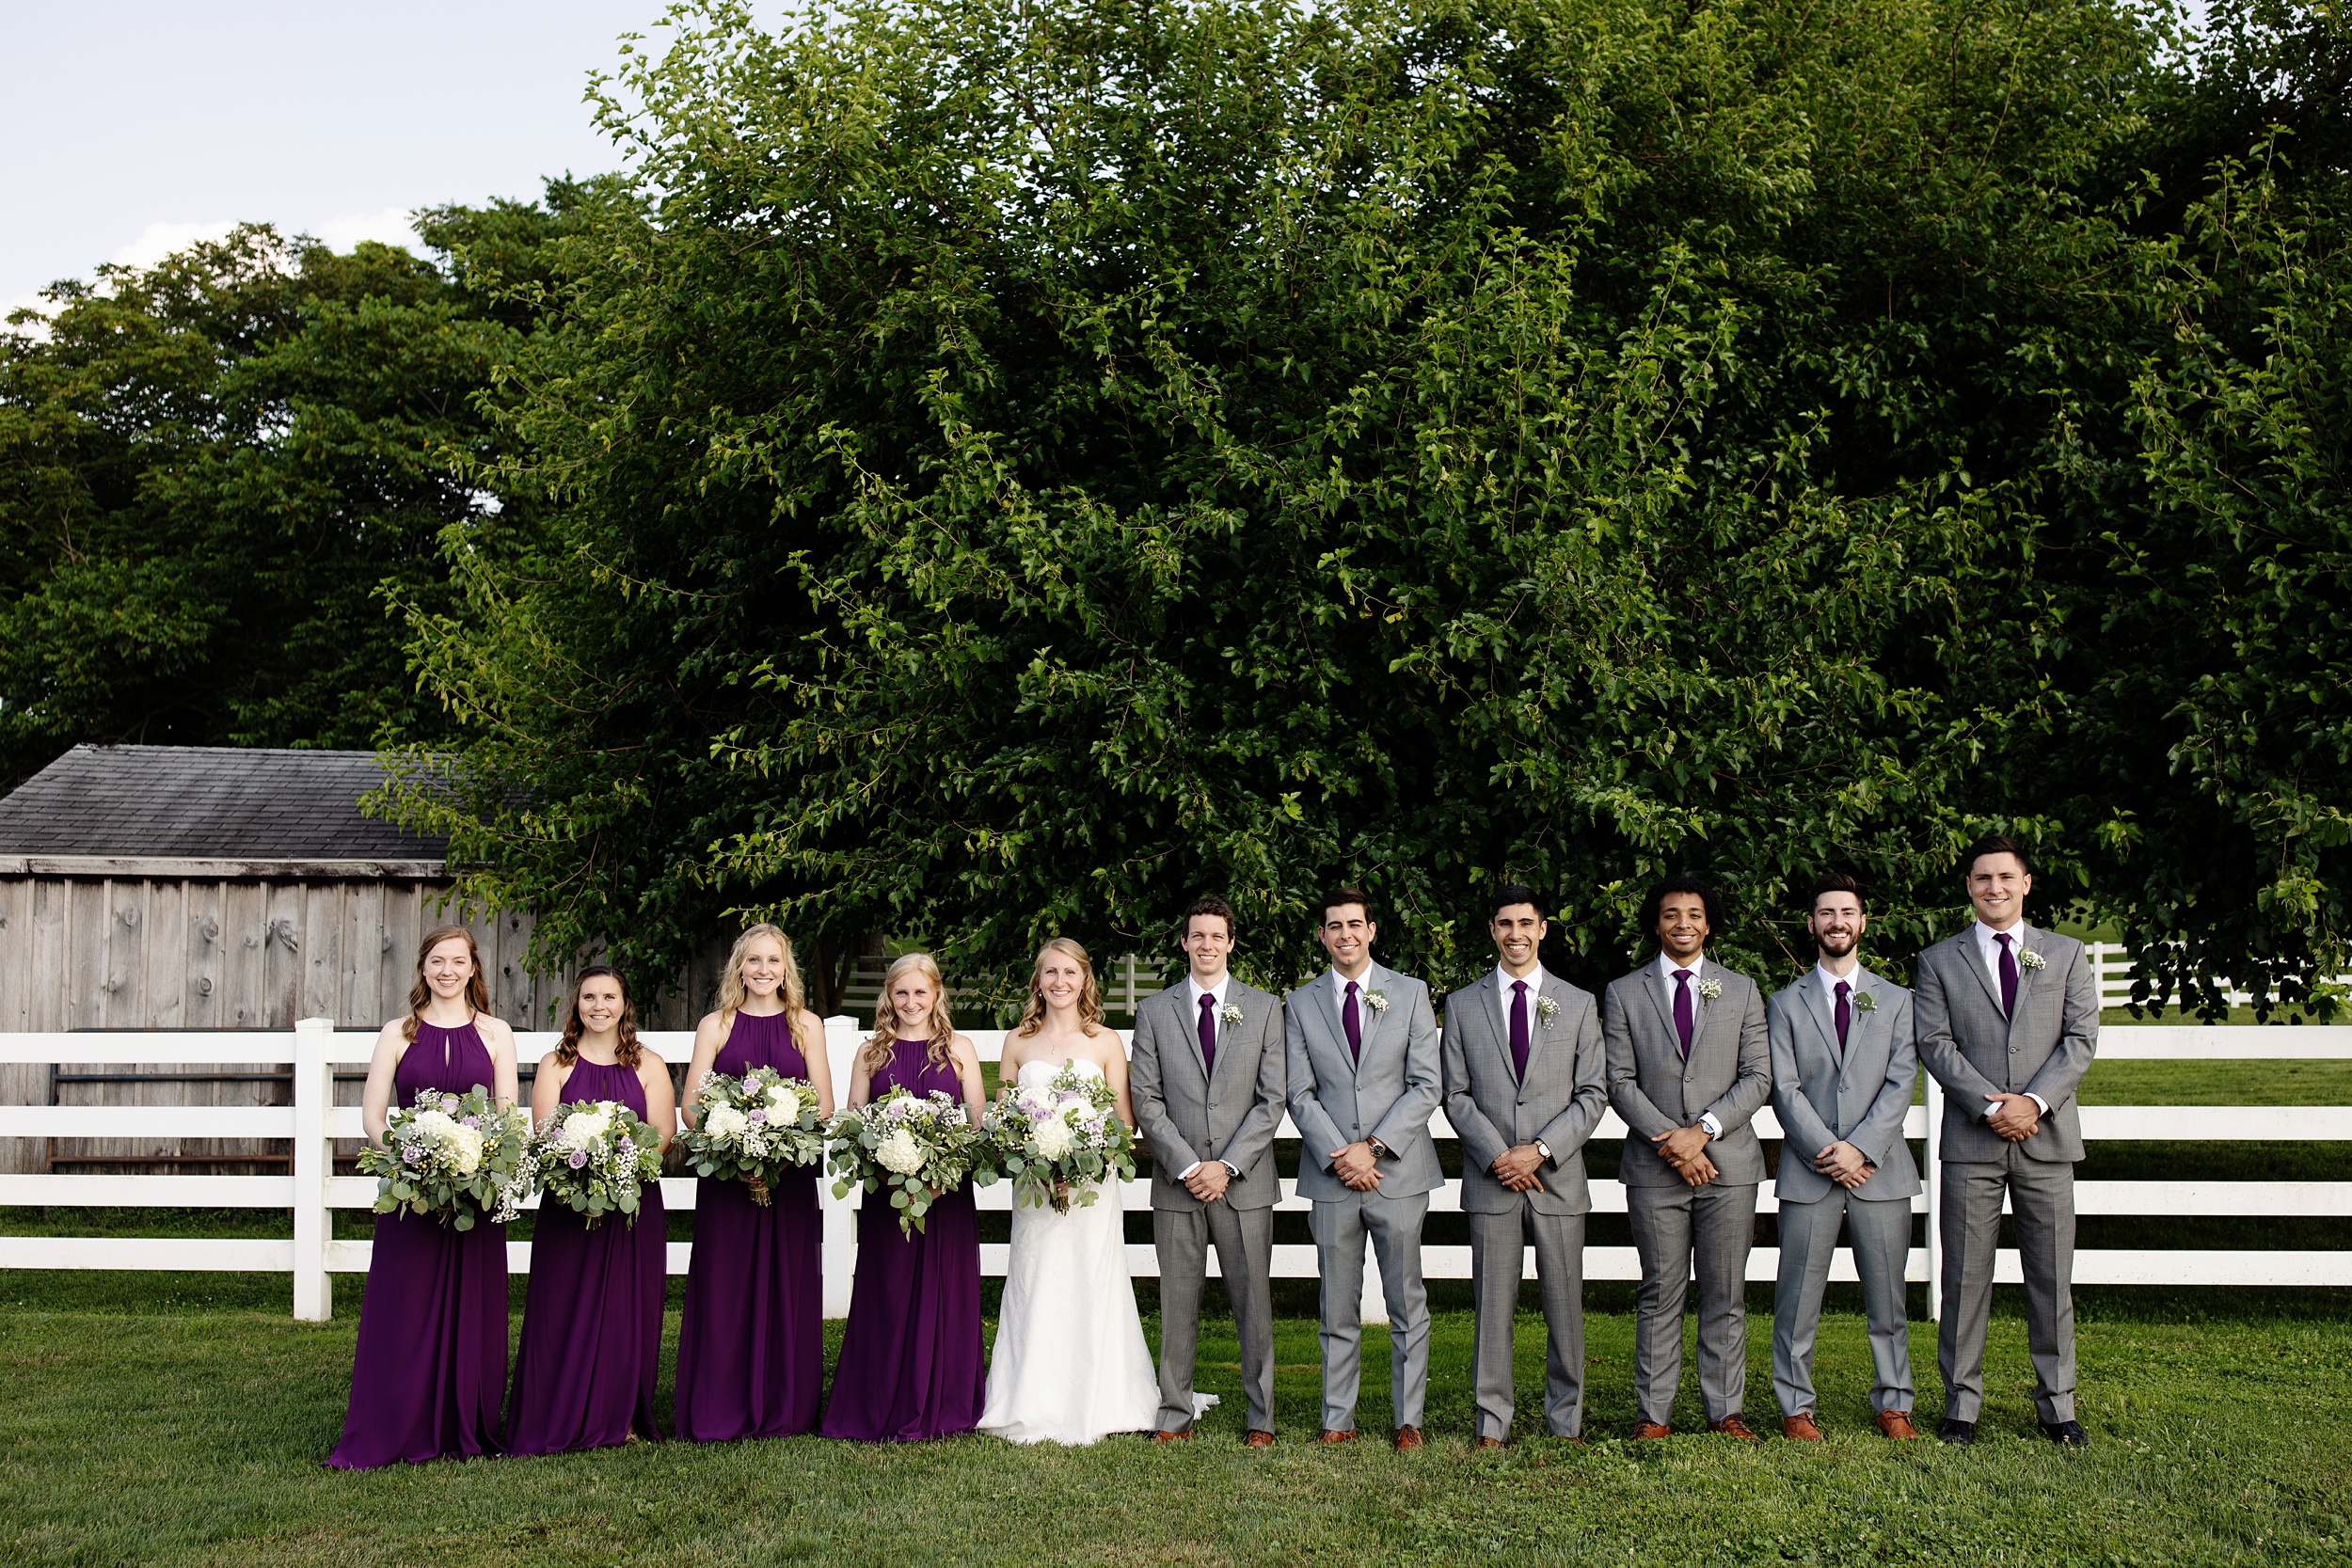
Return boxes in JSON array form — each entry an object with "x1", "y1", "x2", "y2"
[
  {"x1": 448, "y1": 1125, "x2": 485, "y2": 1175},
  {"x1": 765, "y1": 1083, "x2": 803, "y2": 1121},
  {"x1": 560, "y1": 1108, "x2": 612, "y2": 1148},
  {"x1": 875, "y1": 1127, "x2": 925, "y2": 1176},
  {"x1": 1032, "y1": 1116, "x2": 1077, "y2": 1161},
  {"x1": 704, "y1": 1105, "x2": 749, "y2": 1141}
]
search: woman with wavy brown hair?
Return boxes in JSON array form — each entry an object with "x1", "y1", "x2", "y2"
[
  {"x1": 819, "y1": 952, "x2": 989, "y2": 1442},
  {"x1": 673, "y1": 924, "x2": 835, "y2": 1441},
  {"x1": 507, "y1": 965, "x2": 676, "y2": 1453},
  {"x1": 329, "y1": 925, "x2": 520, "y2": 1468}
]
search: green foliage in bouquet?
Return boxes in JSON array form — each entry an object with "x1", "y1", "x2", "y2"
[
  {"x1": 678, "y1": 1068, "x2": 828, "y2": 1206},
  {"x1": 356, "y1": 1086, "x2": 530, "y2": 1231},
  {"x1": 990, "y1": 1063, "x2": 1136, "y2": 1213},
  {"x1": 525, "y1": 1099, "x2": 665, "y2": 1227},
  {"x1": 826, "y1": 1086, "x2": 997, "y2": 1236}
]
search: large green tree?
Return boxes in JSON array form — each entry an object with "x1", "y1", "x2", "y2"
[
  {"x1": 389, "y1": 0, "x2": 2346, "y2": 1016},
  {"x1": 0, "y1": 197, "x2": 580, "y2": 784}
]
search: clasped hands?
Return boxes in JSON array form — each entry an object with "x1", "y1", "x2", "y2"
[
  {"x1": 1182, "y1": 1160, "x2": 1232, "y2": 1203},
  {"x1": 1813, "y1": 1140, "x2": 1872, "y2": 1189},
  {"x1": 1983, "y1": 1092, "x2": 2041, "y2": 1141},
  {"x1": 1489, "y1": 1143, "x2": 1548, "y2": 1193},
  {"x1": 1651, "y1": 1123, "x2": 1717, "y2": 1187},
  {"x1": 1329, "y1": 1141, "x2": 1383, "y2": 1191}
]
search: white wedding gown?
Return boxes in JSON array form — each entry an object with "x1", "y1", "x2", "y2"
[{"x1": 978, "y1": 1057, "x2": 1163, "y2": 1445}]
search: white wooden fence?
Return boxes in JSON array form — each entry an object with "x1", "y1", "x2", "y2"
[{"x1": 2, "y1": 1022, "x2": 2346, "y2": 1323}]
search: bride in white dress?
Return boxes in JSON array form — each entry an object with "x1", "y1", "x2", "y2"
[{"x1": 979, "y1": 938, "x2": 1163, "y2": 1445}]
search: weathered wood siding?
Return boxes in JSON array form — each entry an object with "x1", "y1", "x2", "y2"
[{"x1": 0, "y1": 875, "x2": 730, "y2": 1174}]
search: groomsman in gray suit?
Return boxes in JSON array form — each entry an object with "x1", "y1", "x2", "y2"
[
  {"x1": 1286, "y1": 885, "x2": 1443, "y2": 1450},
  {"x1": 1128, "y1": 895, "x2": 1288, "y2": 1448},
  {"x1": 1604, "y1": 874, "x2": 1772, "y2": 1440},
  {"x1": 1767, "y1": 871, "x2": 1923, "y2": 1442},
  {"x1": 1915, "y1": 833, "x2": 2097, "y2": 1447},
  {"x1": 1441, "y1": 884, "x2": 1608, "y2": 1448}
]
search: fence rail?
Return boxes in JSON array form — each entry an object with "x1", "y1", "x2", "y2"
[{"x1": 3, "y1": 1022, "x2": 2347, "y2": 1322}]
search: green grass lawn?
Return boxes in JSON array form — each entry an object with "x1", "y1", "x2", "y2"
[{"x1": 1, "y1": 1299, "x2": 2347, "y2": 1565}]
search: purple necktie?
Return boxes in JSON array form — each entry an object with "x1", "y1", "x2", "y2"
[
  {"x1": 1198, "y1": 992, "x2": 1218, "y2": 1073},
  {"x1": 1509, "y1": 980, "x2": 1531, "y2": 1081},
  {"x1": 1343, "y1": 979, "x2": 1362, "y2": 1062},
  {"x1": 1672, "y1": 968, "x2": 1694, "y2": 1058},
  {"x1": 1834, "y1": 979, "x2": 1851, "y2": 1054},
  {"x1": 1995, "y1": 931, "x2": 2019, "y2": 1018}
]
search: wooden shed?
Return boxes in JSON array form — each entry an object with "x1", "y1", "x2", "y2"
[{"x1": 0, "y1": 745, "x2": 578, "y2": 1175}]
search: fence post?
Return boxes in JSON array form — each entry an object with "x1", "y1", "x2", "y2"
[
  {"x1": 291, "y1": 1017, "x2": 334, "y2": 1322},
  {"x1": 820, "y1": 1017, "x2": 859, "y2": 1317},
  {"x1": 1924, "y1": 1072, "x2": 1943, "y2": 1323}
]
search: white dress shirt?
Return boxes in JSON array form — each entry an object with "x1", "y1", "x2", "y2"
[
  {"x1": 1655, "y1": 952, "x2": 1723, "y2": 1138},
  {"x1": 1816, "y1": 959, "x2": 1860, "y2": 1010},
  {"x1": 1495, "y1": 963, "x2": 1543, "y2": 1012},
  {"x1": 1176, "y1": 974, "x2": 1236, "y2": 1180},
  {"x1": 1971, "y1": 920, "x2": 2050, "y2": 1116}
]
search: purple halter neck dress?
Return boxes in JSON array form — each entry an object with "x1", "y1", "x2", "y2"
[
  {"x1": 504, "y1": 1054, "x2": 668, "y2": 1454},
  {"x1": 674, "y1": 1008, "x2": 825, "y2": 1440},
  {"x1": 326, "y1": 1021, "x2": 509, "y2": 1468},
  {"x1": 819, "y1": 1038, "x2": 984, "y2": 1442}
]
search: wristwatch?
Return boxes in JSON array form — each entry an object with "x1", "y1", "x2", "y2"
[
  {"x1": 1534, "y1": 1140, "x2": 1552, "y2": 1162},
  {"x1": 1365, "y1": 1137, "x2": 1389, "y2": 1160}
]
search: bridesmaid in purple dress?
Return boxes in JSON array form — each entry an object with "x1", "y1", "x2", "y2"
[
  {"x1": 674, "y1": 924, "x2": 836, "y2": 1441},
  {"x1": 506, "y1": 966, "x2": 678, "y2": 1454},
  {"x1": 328, "y1": 926, "x2": 521, "y2": 1468},
  {"x1": 821, "y1": 951, "x2": 991, "y2": 1442}
]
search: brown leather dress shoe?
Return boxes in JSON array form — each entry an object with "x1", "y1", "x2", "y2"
[
  {"x1": 1244, "y1": 1429, "x2": 1275, "y2": 1449},
  {"x1": 1316, "y1": 1428, "x2": 1355, "y2": 1445},
  {"x1": 1393, "y1": 1426, "x2": 1423, "y2": 1451},
  {"x1": 1876, "y1": 1409, "x2": 1920, "y2": 1441},
  {"x1": 1631, "y1": 1420, "x2": 1673, "y2": 1440},
  {"x1": 1708, "y1": 1416, "x2": 1762, "y2": 1441},
  {"x1": 1152, "y1": 1427, "x2": 1192, "y2": 1444},
  {"x1": 1782, "y1": 1413, "x2": 1823, "y2": 1442},
  {"x1": 1474, "y1": 1435, "x2": 1507, "y2": 1450}
]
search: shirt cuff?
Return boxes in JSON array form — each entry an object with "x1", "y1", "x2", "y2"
[
  {"x1": 1698, "y1": 1113, "x2": 1723, "y2": 1139},
  {"x1": 1175, "y1": 1161, "x2": 1200, "y2": 1180},
  {"x1": 2026, "y1": 1093, "x2": 2050, "y2": 1117}
]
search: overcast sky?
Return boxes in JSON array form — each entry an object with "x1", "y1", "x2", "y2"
[{"x1": 2, "y1": 0, "x2": 690, "y2": 316}]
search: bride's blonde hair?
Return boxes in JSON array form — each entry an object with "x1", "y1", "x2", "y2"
[
  {"x1": 861, "y1": 951, "x2": 956, "y2": 1076},
  {"x1": 1013, "y1": 937, "x2": 1105, "y2": 1038}
]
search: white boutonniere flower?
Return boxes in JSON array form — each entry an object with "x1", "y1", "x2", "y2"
[
  {"x1": 1694, "y1": 977, "x2": 1724, "y2": 1003},
  {"x1": 1534, "y1": 995, "x2": 1561, "y2": 1029},
  {"x1": 2019, "y1": 948, "x2": 2047, "y2": 972},
  {"x1": 1364, "y1": 989, "x2": 1391, "y2": 1014},
  {"x1": 1854, "y1": 991, "x2": 1879, "y2": 1013},
  {"x1": 1218, "y1": 1003, "x2": 1244, "y2": 1027}
]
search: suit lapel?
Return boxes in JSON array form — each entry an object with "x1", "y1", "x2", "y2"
[
  {"x1": 1475, "y1": 974, "x2": 1514, "y2": 1081},
  {"x1": 1643, "y1": 963, "x2": 1677, "y2": 1047},
  {"x1": 1311, "y1": 969, "x2": 1350, "y2": 1076},
  {"x1": 1955, "y1": 927, "x2": 2003, "y2": 1016},
  {"x1": 1799, "y1": 972, "x2": 1840, "y2": 1065},
  {"x1": 1175, "y1": 986, "x2": 1213, "y2": 1082}
]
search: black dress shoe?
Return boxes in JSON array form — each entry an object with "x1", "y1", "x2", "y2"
[
  {"x1": 2041, "y1": 1419, "x2": 2089, "y2": 1447},
  {"x1": 1937, "y1": 1418, "x2": 1977, "y2": 1447}
]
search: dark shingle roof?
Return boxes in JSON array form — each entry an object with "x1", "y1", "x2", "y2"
[{"x1": 0, "y1": 745, "x2": 447, "y2": 862}]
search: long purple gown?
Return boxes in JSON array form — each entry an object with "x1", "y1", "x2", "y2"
[
  {"x1": 819, "y1": 1038, "x2": 985, "y2": 1442},
  {"x1": 505, "y1": 1056, "x2": 668, "y2": 1454},
  {"x1": 327, "y1": 1021, "x2": 509, "y2": 1468},
  {"x1": 674, "y1": 1008, "x2": 826, "y2": 1441}
]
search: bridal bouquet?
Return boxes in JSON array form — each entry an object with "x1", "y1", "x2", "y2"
[
  {"x1": 358, "y1": 1086, "x2": 531, "y2": 1230},
  {"x1": 677, "y1": 1068, "x2": 827, "y2": 1205},
  {"x1": 826, "y1": 1086, "x2": 996, "y2": 1236},
  {"x1": 522, "y1": 1100, "x2": 664, "y2": 1227},
  {"x1": 988, "y1": 1063, "x2": 1135, "y2": 1213}
]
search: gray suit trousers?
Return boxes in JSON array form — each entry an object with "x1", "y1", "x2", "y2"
[
  {"x1": 1772, "y1": 1191, "x2": 1914, "y2": 1418},
  {"x1": 1152, "y1": 1202, "x2": 1277, "y2": 1433},
  {"x1": 1468, "y1": 1206, "x2": 1586, "y2": 1438},
  {"x1": 1628, "y1": 1181, "x2": 1756, "y2": 1425},
  {"x1": 1311, "y1": 1190, "x2": 1430, "y2": 1431},
  {"x1": 1938, "y1": 1146, "x2": 2076, "y2": 1423}
]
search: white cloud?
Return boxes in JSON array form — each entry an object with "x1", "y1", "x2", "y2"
[
  {"x1": 109, "y1": 218, "x2": 241, "y2": 271},
  {"x1": 310, "y1": 205, "x2": 421, "y2": 253}
]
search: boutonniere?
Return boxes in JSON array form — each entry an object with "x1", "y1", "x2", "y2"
[
  {"x1": 1218, "y1": 1003, "x2": 1244, "y2": 1027},
  {"x1": 1854, "y1": 991, "x2": 1879, "y2": 1013},
  {"x1": 1534, "y1": 995, "x2": 1561, "y2": 1029},
  {"x1": 2019, "y1": 948, "x2": 2047, "y2": 972},
  {"x1": 1364, "y1": 989, "x2": 1391, "y2": 1014},
  {"x1": 1694, "y1": 977, "x2": 1724, "y2": 1003}
]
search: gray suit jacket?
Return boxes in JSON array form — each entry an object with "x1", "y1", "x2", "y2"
[
  {"x1": 1915, "y1": 923, "x2": 2097, "y2": 1164},
  {"x1": 1285, "y1": 962, "x2": 1442, "y2": 1202},
  {"x1": 1128, "y1": 976, "x2": 1288, "y2": 1211},
  {"x1": 1604, "y1": 957, "x2": 1772, "y2": 1187},
  {"x1": 1767, "y1": 966, "x2": 1922, "y2": 1205},
  {"x1": 1441, "y1": 969, "x2": 1608, "y2": 1215}
]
